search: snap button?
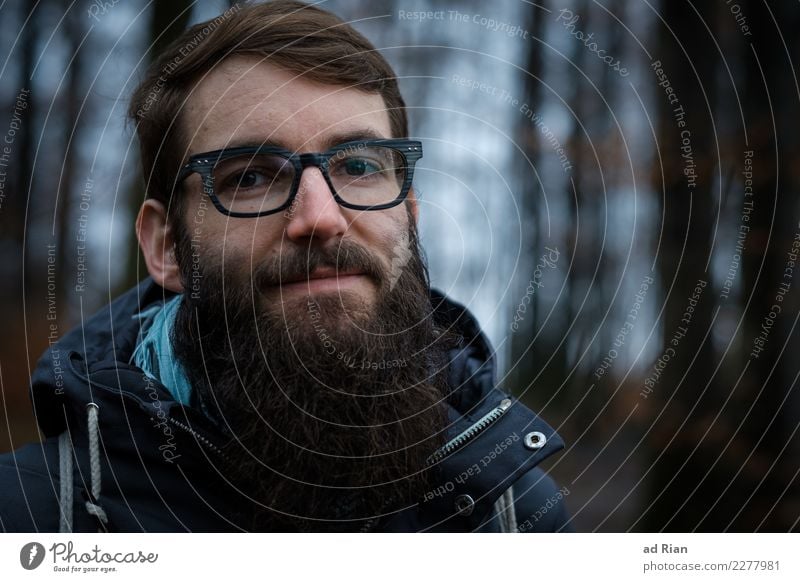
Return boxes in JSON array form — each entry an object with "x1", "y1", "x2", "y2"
[
  {"x1": 454, "y1": 494, "x2": 475, "y2": 516},
  {"x1": 524, "y1": 431, "x2": 547, "y2": 450}
]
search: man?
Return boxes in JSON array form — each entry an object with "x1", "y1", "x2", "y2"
[{"x1": 0, "y1": 0, "x2": 571, "y2": 532}]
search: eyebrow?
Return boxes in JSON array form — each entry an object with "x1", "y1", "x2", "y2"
[
  {"x1": 319, "y1": 128, "x2": 387, "y2": 149},
  {"x1": 203, "y1": 128, "x2": 389, "y2": 154}
]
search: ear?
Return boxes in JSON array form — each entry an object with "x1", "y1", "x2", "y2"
[
  {"x1": 406, "y1": 187, "x2": 420, "y2": 224},
  {"x1": 136, "y1": 199, "x2": 183, "y2": 293}
]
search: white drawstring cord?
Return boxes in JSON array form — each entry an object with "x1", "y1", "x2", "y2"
[
  {"x1": 494, "y1": 485, "x2": 517, "y2": 532},
  {"x1": 502, "y1": 485, "x2": 517, "y2": 532},
  {"x1": 58, "y1": 431, "x2": 74, "y2": 533},
  {"x1": 57, "y1": 403, "x2": 109, "y2": 532},
  {"x1": 84, "y1": 403, "x2": 109, "y2": 528}
]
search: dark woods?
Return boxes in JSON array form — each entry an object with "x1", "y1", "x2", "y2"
[{"x1": 0, "y1": 0, "x2": 797, "y2": 532}]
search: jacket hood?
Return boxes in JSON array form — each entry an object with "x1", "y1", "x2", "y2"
[{"x1": 31, "y1": 277, "x2": 179, "y2": 438}]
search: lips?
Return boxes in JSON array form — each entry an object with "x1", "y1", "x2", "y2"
[{"x1": 278, "y1": 268, "x2": 365, "y2": 285}]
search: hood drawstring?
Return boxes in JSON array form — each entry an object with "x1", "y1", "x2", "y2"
[
  {"x1": 84, "y1": 403, "x2": 108, "y2": 528},
  {"x1": 58, "y1": 402, "x2": 109, "y2": 532},
  {"x1": 495, "y1": 485, "x2": 518, "y2": 533},
  {"x1": 57, "y1": 431, "x2": 73, "y2": 532}
]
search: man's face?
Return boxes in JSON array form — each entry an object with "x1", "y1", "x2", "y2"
[
  {"x1": 165, "y1": 57, "x2": 451, "y2": 529},
  {"x1": 179, "y1": 56, "x2": 412, "y2": 318}
]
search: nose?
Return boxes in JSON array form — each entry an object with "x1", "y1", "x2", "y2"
[{"x1": 284, "y1": 165, "x2": 348, "y2": 243}]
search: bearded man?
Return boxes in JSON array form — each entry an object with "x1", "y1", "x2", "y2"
[{"x1": 0, "y1": 0, "x2": 571, "y2": 533}]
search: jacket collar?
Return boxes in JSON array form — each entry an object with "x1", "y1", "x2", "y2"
[{"x1": 31, "y1": 277, "x2": 564, "y2": 529}]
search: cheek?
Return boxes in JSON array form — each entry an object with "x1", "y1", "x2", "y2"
[
  {"x1": 185, "y1": 213, "x2": 279, "y2": 271},
  {"x1": 348, "y1": 209, "x2": 409, "y2": 258}
]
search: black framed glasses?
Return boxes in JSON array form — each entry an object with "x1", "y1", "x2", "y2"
[{"x1": 176, "y1": 139, "x2": 423, "y2": 218}]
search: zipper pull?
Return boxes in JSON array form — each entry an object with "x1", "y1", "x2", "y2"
[{"x1": 427, "y1": 396, "x2": 514, "y2": 465}]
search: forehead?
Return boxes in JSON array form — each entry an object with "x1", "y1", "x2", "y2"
[{"x1": 183, "y1": 56, "x2": 392, "y2": 154}]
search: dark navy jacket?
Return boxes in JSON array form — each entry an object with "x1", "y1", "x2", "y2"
[{"x1": 0, "y1": 278, "x2": 572, "y2": 532}]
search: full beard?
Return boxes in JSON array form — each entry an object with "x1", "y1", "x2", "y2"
[{"x1": 171, "y1": 216, "x2": 455, "y2": 531}]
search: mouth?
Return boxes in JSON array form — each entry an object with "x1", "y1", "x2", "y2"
[{"x1": 275, "y1": 268, "x2": 369, "y2": 293}]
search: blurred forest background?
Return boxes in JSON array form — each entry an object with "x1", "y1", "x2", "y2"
[{"x1": 1, "y1": 0, "x2": 798, "y2": 531}]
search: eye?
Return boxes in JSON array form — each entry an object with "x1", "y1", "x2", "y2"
[
  {"x1": 342, "y1": 157, "x2": 382, "y2": 177},
  {"x1": 233, "y1": 170, "x2": 267, "y2": 189},
  {"x1": 215, "y1": 155, "x2": 294, "y2": 194}
]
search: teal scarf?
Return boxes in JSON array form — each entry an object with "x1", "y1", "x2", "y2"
[{"x1": 131, "y1": 295, "x2": 193, "y2": 406}]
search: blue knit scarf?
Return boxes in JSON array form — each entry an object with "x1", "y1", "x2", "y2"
[{"x1": 130, "y1": 295, "x2": 193, "y2": 406}]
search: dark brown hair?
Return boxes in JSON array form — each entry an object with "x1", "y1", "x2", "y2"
[{"x1": 127, "y1": 0, "x2": 408, "y2": 208}]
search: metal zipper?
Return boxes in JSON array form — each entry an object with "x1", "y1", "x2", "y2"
[
  {"x1": 157, "y1": 401, "x2": 513, "y2": 531},
  {"x1": 426, "y1": 398, "x2": 513, "y2": 466},
  {"x1": 362, "y1": 398, "x2": 512, "y2": 531},
  {"x1": 151, "y1": 414, "x2": 229, "y2": 459}
]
